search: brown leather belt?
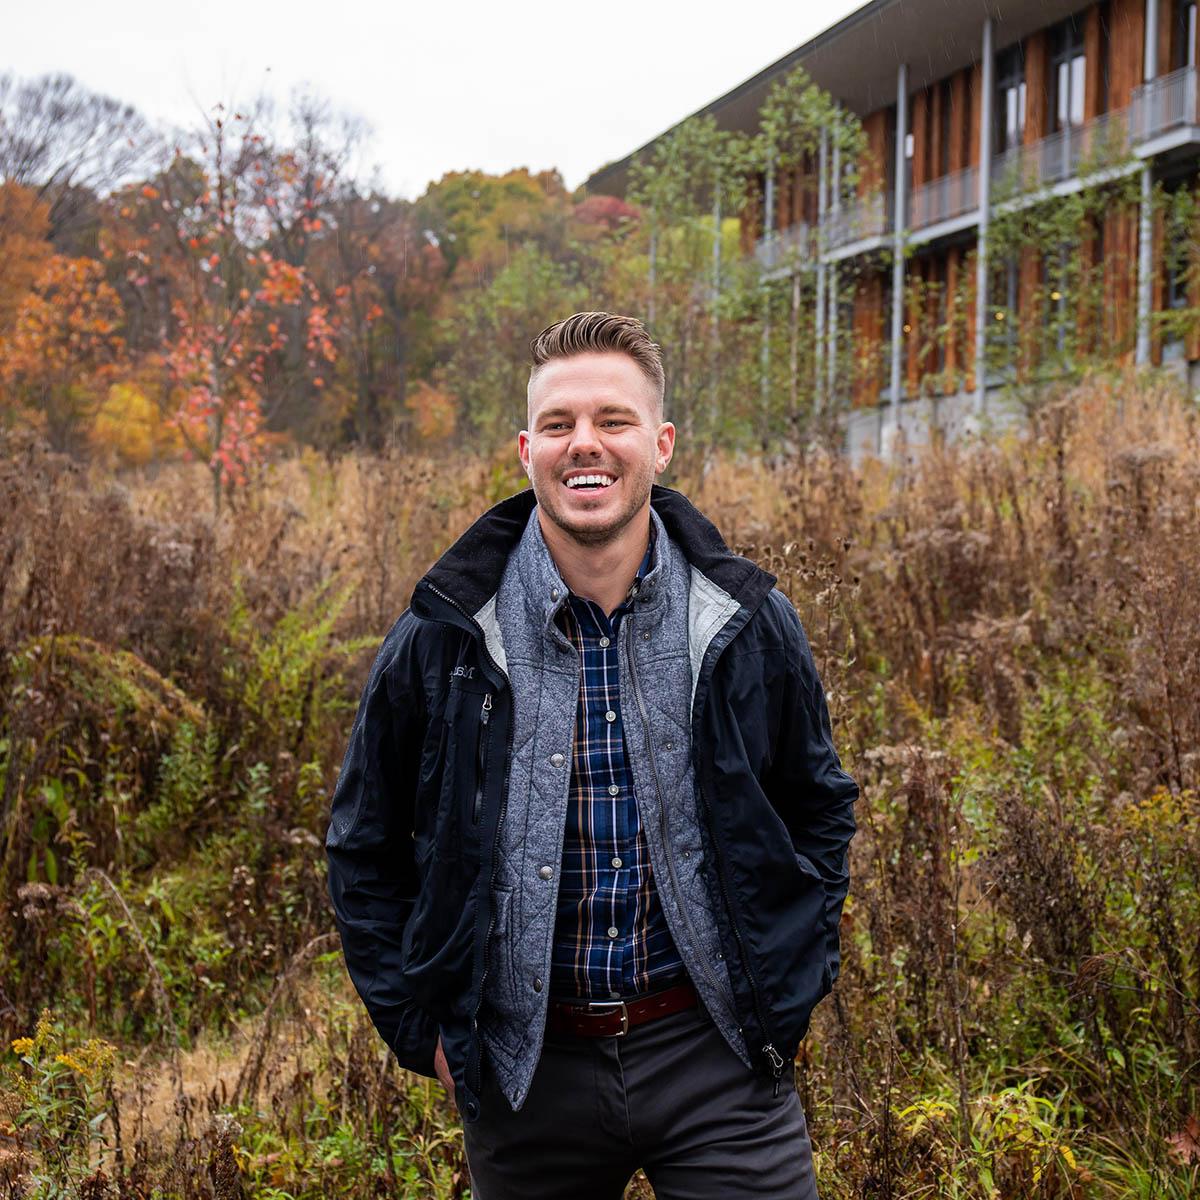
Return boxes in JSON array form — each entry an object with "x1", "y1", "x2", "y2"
[{"x1": 546, "y1": 980, "x2": 697, "y2": 1038}]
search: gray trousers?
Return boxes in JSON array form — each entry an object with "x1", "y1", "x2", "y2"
[{"x1": 462, "y1": 1003, "x2": 818, "y2": 1199}]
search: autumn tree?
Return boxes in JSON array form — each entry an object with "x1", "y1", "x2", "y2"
[
  {"x1": 316, "y1": 188, "x2": 445, "y2": 447},
  {"x1": 0, "y1": 182, "x2": 52, "y2": 333},
  {"x1": 0, "y1": 253, "x2": 124, "y2": 452},
  {"x1": 248, "y1": 89, "x2": 369, "y2": 440},
  {"x1": 118, "y1": 106, "x2": 338, "y2": 510}
]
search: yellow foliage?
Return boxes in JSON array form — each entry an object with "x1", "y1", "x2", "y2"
[
  {"x1": 91, "y1": 380, "x2": 180, "y2": 466},
  {"x1": 405, "y1": 380, "x2": 458, "y2": 442}
]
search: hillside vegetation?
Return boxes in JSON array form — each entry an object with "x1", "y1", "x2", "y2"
[{"x1": 0, "y1": 371, "x2": 1197, "y2": 1198}]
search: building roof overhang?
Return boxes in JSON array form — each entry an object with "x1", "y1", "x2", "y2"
[{"x1": 587, "y1": 0, "x2": 1093, "y2": 197}]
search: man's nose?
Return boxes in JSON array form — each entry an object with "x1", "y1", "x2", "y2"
[{"x1": 567, "y1": 418, "x2": 602, "y2": 457}]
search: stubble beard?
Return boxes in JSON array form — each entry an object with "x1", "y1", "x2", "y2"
[{"x1": 535, "y1": 461, "x2": 654, "y2": 549}]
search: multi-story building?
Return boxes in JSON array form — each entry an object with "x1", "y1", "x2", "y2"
[{"x1": 587, "y1": 0, "x2": 1200, "y2": 456}]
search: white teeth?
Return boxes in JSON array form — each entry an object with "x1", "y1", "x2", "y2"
[{"x1": 565, "y1": 474, "x2": 615, "y2": 488}]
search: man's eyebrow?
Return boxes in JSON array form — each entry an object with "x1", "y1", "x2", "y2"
[{"x1": 534, "y1": 402, "x2": 642, "y2": 423}]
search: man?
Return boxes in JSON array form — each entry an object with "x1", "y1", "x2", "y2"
[{"x1": 326, "y1": 312, "x2": 858, "y2": 1199}]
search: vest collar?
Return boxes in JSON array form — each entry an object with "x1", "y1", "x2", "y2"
[{"x1": 509, "y1": 505, "x2": 672, "y2": 637}]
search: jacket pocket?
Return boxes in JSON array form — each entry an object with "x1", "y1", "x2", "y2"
[
  {"x1": 472, "y1": 693, "x2": 493, "y2": 826},
  {"x1": 433, "y1": 682, "x2": 492, "y2": 863}
]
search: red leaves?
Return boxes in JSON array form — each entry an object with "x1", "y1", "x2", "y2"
[{"x1": 1167, "y1": 1115, "x2": 1200, "y2": 1165}]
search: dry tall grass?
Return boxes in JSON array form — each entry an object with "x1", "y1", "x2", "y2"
[{"x1": 1, "y1": 370, "x2": 1198, "y2": 1198}]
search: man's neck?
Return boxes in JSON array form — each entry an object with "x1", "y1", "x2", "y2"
[{"x1": 537, "y1": 507, "x2": 651, "y2": 617}]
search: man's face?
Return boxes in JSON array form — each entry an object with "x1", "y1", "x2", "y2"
[{"x1": 519, "y1": 351, "x2": 675, "y2": 548}]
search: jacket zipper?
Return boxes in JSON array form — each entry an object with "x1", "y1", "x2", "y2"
[
  {"x1": 421, "y1": 583, "x2": 513, "y2": 1104},
  {"x1": 472, "y1": 694, "x2": 492, "y2": 825},
  {"x1": 621, "y1": 617, "x2": 751, "y2": 1041},
  {"x1": 685, "y1": 614, "x2": 790, "y2": 1095},
  {"x1": 694, "y1": 756, "x2": 788, "y2": 1093}
]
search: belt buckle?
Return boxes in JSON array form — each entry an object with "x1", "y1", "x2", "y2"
[{"x1": 586, "y1": 998, "x2": 630, "y2": 1037}]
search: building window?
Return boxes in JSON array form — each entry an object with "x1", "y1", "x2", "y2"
[
  {"x1": 1098, "y1": 1, "x2": 1111, "y2": 113},
  {"x1": 995, "y1": 44, "x2": 1026, "y2": 152},
  {"x1": 1163, "y1": 179, "x2": 1194, "y2": 312},
  {"x1": 1050, "y1": 17, "x2": 1086, "y2": 132},
  {"x1": 939, "y1": 79, "x2": 953, "y2": 176},
  {"x1": 1172, "y1": 0, "x2": 1198, "y2": 70},
  {"x1": 1049, "y1": 246, "x2": 1072, "y2": 354},
  {"x1": 990, "y1": 254, "x2": 1021, "y2": 366}
]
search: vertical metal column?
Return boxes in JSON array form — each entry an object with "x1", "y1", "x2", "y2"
[
  {"x1": 761, "y1": 160, "x2": 775, "y2": 407},
  {"x1": 889, "y1": 63, "x2": 909, "y2": 435},
  {"x1": 815, "y1": 128, "x2": 828, "y2": 411},
  {"x1": 828, "y1": 138, "x2": 841, "y2": 406},
  {"x1": 1136, "y1": 0, "x2": 1159, "y2": 364},
  {"x1": 975, "y1": 18, "x2": 994, "y2": 414}
]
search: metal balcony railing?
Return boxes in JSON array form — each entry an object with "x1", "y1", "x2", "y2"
[
  {"x1": 754, "y1": 221, "x2": 814, "y2": 269},
  {"x1": 909, "y1": 165, "x2": 980, "y2": 230},
  {"x1": 991, "y1": 106, "x2": 1130, "y2": 193},
  {"x1": 746, "y1": 72, "x2": 1199, "y2": 271},
  {"x1": 1131, "y1": 65, "x2": 1200, "y2": 141},
  {"x1": 825, "y1": 191, "x2": 891, "y2": 249}
]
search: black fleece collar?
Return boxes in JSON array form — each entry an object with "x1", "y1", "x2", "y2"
[{"x1": 412, "y1": 485, "x2": 775, "y2": 622}]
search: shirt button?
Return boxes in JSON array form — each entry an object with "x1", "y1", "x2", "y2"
[
  {"x1": 538, "y1": 865, "x2": 553, "y2": 880},
  {"x1": 605, "y1": 710, "x2": 617, "y2": 723},
  {"x1": 611, "y1": 857, "x2": 622, "y2": 869},
  {"x1": 608, "y1": 784, "x2": 619, "y2": 796},
  {"x1": 550, "y1": 752, "x2": 565, "y2": 767},
  {"x1": 533, "y1": 977, "x2": 543, "y2": 992},
  {"x1": 642, "y1": 631, "x2": 651, "y2": 641},
  {"x1": 599, "y1": 636, "x2": 611, "y2": 647},
  {"x1": 607, "y1": 926, "x2": 619, "y2": 939},
  {"x1": 551, "y1": 588, "x2": 559, "y2": 601}
]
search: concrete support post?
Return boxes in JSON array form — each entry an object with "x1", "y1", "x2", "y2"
[
  {"x1": 764, "y1": 161, "x2": 776, "y2": 241},
  {"x1": 1144, "y1": 0, "x2": 1159, "y2": 80},
  {"x1": 828, "y1": 263, "x2": 839, "y2": 408},
  {"x1": 816, "y1": 128, "x2": 828, "y2": 412},
  {"x1": 1136, "y1": 166, "x2": 1154, "y2": 364},
  {"x1": 1136, "y1": 0, "x2": 1159, "y2": 364},
  {"x1": 829, "y1": 137, "x2": 840, "y2": 406},
  {"x1": 975, "y1": 18, "x2": 994, "y2": 414},
  {"x1": 889, "y1": 63, "x2": 909, "y2": 438},
  {"x1": 761, "y1": 160, "x2": 775, "y2": 406}
]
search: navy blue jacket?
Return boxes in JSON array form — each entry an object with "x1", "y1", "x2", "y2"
[{"x1": 325, "y1": 486, "x2": 858, "y2": 1122}]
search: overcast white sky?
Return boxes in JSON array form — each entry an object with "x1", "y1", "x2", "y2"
[{"x1": 6, "y1": 0, "x2": 862, "y2": 199}]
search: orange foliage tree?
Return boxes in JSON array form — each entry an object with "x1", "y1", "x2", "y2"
[
  {"x1": 0, "y1": 183, "x2": 53, "y2": 333},
  {"x1": 115, "y1": 107, "x2": 340, "y2": 509},
  {"x1": 0, "y1": 254, "x2": 124, "y2": 452}
]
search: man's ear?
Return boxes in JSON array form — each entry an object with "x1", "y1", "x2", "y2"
[
  {"x1": 518, "y1": 430, "x2": 532, "y2": 476},
  {"x1": 655, "y1": 422, "x2": 676, "y2": 475}
]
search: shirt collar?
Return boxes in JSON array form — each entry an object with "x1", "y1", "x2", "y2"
[{"x1": 563, "y1": 520, "x2": 659, "y2": 631}]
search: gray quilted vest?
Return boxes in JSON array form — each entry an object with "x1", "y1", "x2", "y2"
[{"x1": 477, "y1": 506, "x2": 749, "y2": 1112}]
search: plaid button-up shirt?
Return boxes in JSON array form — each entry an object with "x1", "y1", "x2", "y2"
[{"x1": 548, "y1": 539, "x2": 685, "y2": 999}]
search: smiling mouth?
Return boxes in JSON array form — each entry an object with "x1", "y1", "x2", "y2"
[{"x1": 563, "y1": 473, "x2": 616, "y2": 492}]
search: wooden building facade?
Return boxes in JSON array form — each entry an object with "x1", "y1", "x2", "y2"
[{"x1": 589, "y1": 0, "x2": 1200, "y2": 448}]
